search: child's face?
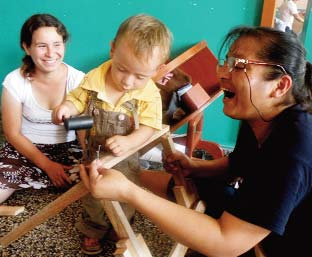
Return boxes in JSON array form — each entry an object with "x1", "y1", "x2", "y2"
[{"x1": 109, "y1": 37, "x2": 163, "y2": 92}]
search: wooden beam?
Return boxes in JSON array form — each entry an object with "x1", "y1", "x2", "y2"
[
  {"x1": 0, "y1": 206, "x2": 25, "y2": 216},
  {"x1": 102, "y1": 200, "x2": 153, "y2": 257},
  {"x1": 261, "y1": 0, "x2": 277, "y2": 27}
]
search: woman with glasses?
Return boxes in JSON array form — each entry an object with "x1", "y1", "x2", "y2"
[{"x1": 80, "y1": 26, "x2": 312, "y2": 257}]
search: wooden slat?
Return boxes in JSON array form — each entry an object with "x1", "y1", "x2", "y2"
[
  {"x1": 153, "y1": 41, "x2": 207, "y2": 82},
  {"x1": 0, "y1": 206, "x2": 25, "y2": 216},
  {"x1": 261, "y1": 0, "x2": 277, "y2": 27},
  {"x1": 103, "y1": 200, "x2": 152, "y2": 257},
  {"x1": 168, "y1": 198, "x2": 206, "y2": 257},
  {"x1": 168, "y1": 243, "x2": 189, "y2": 257}
]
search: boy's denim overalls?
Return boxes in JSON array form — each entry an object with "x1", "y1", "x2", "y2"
[{"x1": 76, "y1": 92, "x2": 141, "y2": 238}]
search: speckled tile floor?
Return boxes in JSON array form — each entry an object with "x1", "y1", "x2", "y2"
[
  {"x1": 0, "y1": 187, "x2": 168, "y2": 257},
  {"x1": 0, "y1": 186, "x2": 205, "y2": 257}
]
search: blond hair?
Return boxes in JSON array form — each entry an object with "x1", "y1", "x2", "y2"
[{"x1": 113, "y1": 14, "x2": 172, "y2": 63}]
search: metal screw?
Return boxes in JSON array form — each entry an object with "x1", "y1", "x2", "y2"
[{"x1": 96, "y1": 145, "x2": 102, "y2": 159}]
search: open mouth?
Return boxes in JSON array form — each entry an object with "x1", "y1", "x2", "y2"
[{"x1": 222, "y1": 88, "x2": 235, "y2": 99}]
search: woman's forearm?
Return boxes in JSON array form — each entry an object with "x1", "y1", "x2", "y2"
[
  {"x1": 5, "y1": 133, "x2": 52, "y2": 170},
  {"x1": 126, "y1": 182, "x2": 222, "y2": 256},
  {"x1": 191, "y1": 155, "x2": 229, "y2": 178}
]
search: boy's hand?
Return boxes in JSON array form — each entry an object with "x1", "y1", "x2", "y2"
[
  {"x1": 105, "y1": 135, "x2": 132, "y2": 156},
  {"x1": 52, "y1": 104, "x2": 72, "y2": 124},
  {"x1": 80, "y1": 160, "x2": 131, "y2": 202},
  {"x1": 163, "y1": 151, "x2": 193, "y2": 177}
]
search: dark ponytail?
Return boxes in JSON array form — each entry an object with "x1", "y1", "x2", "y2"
[{"x1": 301, "y1": 62, "x2": 312, "y2": 111}]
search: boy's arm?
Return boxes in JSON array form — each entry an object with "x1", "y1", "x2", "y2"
[
  {"x1": 105, "y1": 125, "x2": 155, "y2": 156},
  {"x1": 52, "y1": 86, "x2": 90, "y2": 124},
  {"x1": 126, "y1": 124, "x2": 155, "y2": 147},
  {"x1": 52, "y1": 100, "x2": 80, "y2": 124}
]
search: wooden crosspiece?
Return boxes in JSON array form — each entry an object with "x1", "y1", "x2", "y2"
[{"x1": 0, "y1": 206, "x2": 25, "y2": 216}]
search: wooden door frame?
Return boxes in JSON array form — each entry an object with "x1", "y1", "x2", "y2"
[{"x1": 261, "y1": 0, "x2": 277, "y2": 27}]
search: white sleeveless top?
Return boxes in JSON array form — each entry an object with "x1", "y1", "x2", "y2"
[{"x1": 2, "y1": 64, "x2": 85, "y2": 144}]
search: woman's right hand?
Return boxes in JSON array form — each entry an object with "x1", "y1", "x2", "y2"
[
  {"x1": 163, "y1": 151, "x2": 194, "y2": 177},
  {"x1": 44, "y1": 160, "x2": 72, "y2": 187},
  {"x1": 80, "y1": 160, "x2": 133, "y2": 202}
]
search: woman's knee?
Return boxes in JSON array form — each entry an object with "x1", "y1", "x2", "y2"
[
  {"x1": 140, "y1": 170, "x2": 172, "y2": 199},
  {"x1": 0, "y1": 188, "x2": 16, "y2": 203}
]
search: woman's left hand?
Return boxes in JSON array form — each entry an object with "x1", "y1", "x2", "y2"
[{"x1": 44, "y1": 161, "x2": 72, "y2": 187}]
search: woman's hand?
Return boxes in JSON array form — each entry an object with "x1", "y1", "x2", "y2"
[
  {"x1": 80, "y1": 160, "x2": 132, "y2": 202},
  {"x1": 44, "y1": 161, "x2": 72, "y2": 187},
  {"x1": 163, "y1": 150, "x2": 194, "y2": 177}
]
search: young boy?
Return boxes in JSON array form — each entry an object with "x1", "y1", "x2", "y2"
[{"x1": 52, "y1": 14, "x2": 172, "y2": 255}]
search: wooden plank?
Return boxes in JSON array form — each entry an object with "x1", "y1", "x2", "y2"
[
  {"x1": 0, "y1": 206, "x2": 25, "y2": 216},
  {"x1": 161, "y1": 133, "x2": 186, "y2": 187},
  {"x1": 254, "y1": 244, "x2": 267, "y2": 257},
  {"x1": 172, "y1": 186, "x2": 196, "y2": 208},
  {"x1": 261, "y1": 0, "x2": 277, "y2": 27},
  {"x1": 162, "y1": 132, "x2": 208, "y2": 257},
  {"x1": 115, "y1": 239, "x2": 139, "y2": 257},
  {"x1": 168, "y1": 200, "x2": 206, "y2": 257},
  {"x1": 114, "y1": 234, "x2": 151, "y2": 257},
  {"x1": 153, "y1": 41, "x2": 207, "y2": 82},
  {"x1": 168, "y1": 242, "x2": 189, "y2": 257},
  {"x1": 102, "y1": 201, "x2": 153, "y2": 257}
]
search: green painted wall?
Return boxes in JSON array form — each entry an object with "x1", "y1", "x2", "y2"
[{"x1": 0, "y1": 0, "x2": 264, "y2": 148}]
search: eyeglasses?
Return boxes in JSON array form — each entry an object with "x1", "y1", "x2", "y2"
[{"x1": 218, "y1": 56, "x2": 288, "y2": 75}]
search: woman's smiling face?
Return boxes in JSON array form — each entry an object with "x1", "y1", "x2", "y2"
[{"x1": 23, "y1": 26, "x2": 65, "y2": 74}]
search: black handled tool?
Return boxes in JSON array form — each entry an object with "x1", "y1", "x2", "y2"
[{"x1": 63, "y1": 116, "x2": 94, "y2": 131}]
